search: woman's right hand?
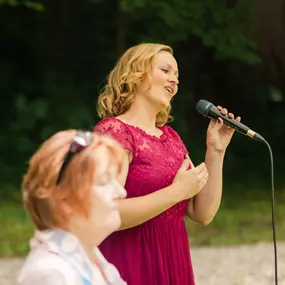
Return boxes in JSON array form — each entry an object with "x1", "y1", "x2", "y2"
[{"x1": 172, "y1": 158, "x2": 209, "y2": 201}]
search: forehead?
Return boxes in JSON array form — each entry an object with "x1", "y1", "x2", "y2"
[
  {"x1": 154, "y1": 51, "x2": 178, "y2": 70},
  {"x1": 93, "y1": 137, "x2": 122, "y2": 176},
  {"x1": 94, "y1": 145, "x2": 110, "y2": 176}
]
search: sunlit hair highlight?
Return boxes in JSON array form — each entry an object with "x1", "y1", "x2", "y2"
[{"x1": 97, "y1": 43, "x2": 174, "y2": 126}]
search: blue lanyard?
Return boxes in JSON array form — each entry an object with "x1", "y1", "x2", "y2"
[{"x1": 82, "y1": 277, "x2": 92, "y2": 285}]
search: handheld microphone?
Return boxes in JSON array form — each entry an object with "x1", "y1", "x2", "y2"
[{"x1": 196, "y1": 99, "x2": 265, "y2": 143}]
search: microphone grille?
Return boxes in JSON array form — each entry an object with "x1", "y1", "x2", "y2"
[{"x1": 196, "y1": 100, "x2": 213, "y2": 116}]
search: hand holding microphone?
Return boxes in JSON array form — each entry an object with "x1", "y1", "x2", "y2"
[{"x1": 196, "y1": 100, "x2": 265, "y2": 144}]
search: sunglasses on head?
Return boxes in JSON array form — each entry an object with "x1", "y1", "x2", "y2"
[{"x1": 56, "y1": 131, "x2": 93, "y2": 185}]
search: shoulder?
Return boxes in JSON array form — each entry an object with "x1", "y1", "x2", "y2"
[
  {"x1": 163, "y1": 124, "x2": 182, "y2": 139},
  {"x1": 94, "y1": 118, "x2": 135, "y2": 153},
  {"x1": 163, "y1": 124, "x2": 189, "y2": 155},
  {"x1": 17, "y1": 250, "x2": 80, "y2": 285},
  {"x1": 94, "y1": 117, "x2": 134, "y2": 138},
  {"x1": 94, "y1": 117, "x2": 128, "y2": 133}
]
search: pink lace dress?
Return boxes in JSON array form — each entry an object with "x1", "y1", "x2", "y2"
[{"x1": 94, "y1": 118, "x2": 195, "y2": 285}]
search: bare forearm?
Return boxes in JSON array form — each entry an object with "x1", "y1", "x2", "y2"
[
  {"x1": 189, "y1": 149, "x2": 225, "y2": 224},
  {"x1": 117, "y1": 185, "x2": 180, "y2": 230}
]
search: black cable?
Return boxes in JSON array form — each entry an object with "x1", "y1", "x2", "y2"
[{"x1": 263, "y1": 139, "x2": 278, "y2": 285}]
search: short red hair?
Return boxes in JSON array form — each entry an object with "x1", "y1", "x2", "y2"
[{"x1": 22, "y1": 130, "x2": 125, "y2": 230}]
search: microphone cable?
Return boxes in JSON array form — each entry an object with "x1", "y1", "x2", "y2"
[
  {"x1": 195, "y1": 99, "x2": 278, "y2": 283},
  {"x1": 262, "y1": 139, "x2": 278, "y2": 285}
]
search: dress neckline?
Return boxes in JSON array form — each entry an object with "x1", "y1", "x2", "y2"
[{"x1": 112, "y1": 117, "x2": 167, "y2": 141}]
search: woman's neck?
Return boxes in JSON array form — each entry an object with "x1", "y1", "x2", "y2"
[
  {"x1": 65, "y1": 225, "x2": 102, "y2": 261},
  {"x1": 82, "y1": 244, "x2": 97, "y2": 262},
  {"x1": 117, "y1": 99, "x2": 158, "y2": 131}
]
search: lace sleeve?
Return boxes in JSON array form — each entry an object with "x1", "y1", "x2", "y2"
[{"x1": 94, "y1": 118, "x2": 135, "y2": 153}]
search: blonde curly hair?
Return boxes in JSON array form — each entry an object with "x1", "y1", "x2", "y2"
[{"x1": 97, "y1": 43, "x2": 174, "y2": 127}]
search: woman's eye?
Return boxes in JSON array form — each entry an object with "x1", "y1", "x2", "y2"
[{"x1": 161, "y1": 68, "x2": 168, "y2": 73}]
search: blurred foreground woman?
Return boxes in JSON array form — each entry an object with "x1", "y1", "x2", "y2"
[{"x1": 17, "y1": 130, "x2": 127, "y2": 285}]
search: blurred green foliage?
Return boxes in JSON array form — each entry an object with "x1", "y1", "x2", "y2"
[{"x1": 0, "y1": 0, "x2": 284, "y2": 200}]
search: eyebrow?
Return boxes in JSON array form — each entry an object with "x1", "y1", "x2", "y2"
[{"x1": 163, "y1": 62, "x2": 179, "y2": 77}]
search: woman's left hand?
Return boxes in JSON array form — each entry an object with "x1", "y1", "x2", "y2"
[{"x1": 206, "y1": 106, "x2": 241, "y2": 154}]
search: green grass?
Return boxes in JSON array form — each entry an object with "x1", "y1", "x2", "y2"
[
  {"x1": 187, "y1": 187, "x2": 285, "y2": 246},
  {"x1": 0, "y1": 203, "x2": 33, "y2": 257},
  {"x1": 0, "y1": 187, "x2": 284, "y2": 256}
]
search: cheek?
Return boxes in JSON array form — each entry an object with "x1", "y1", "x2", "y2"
[
  {"x1": 93, "y1": 187, "x2": 113, "y2": 207},
  {"x1": 151, "y1": 70, "x2": 165, "y2": 86}
]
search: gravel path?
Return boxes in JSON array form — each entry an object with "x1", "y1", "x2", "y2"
[{"x1": 1, "y1": 242, "x2": 284, "y2": 285}]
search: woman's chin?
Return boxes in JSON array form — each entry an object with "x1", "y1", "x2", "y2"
[{"x1": 105, "y1": 213, "x2": 122, "y2": 233}]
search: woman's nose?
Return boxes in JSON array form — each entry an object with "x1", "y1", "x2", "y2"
[
  {"x1": 112, "y1": 180, "x2": 127, "y2": 199},
  {"x1": 169, "y1": 74, "x2": 179, "y2": 85}
]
